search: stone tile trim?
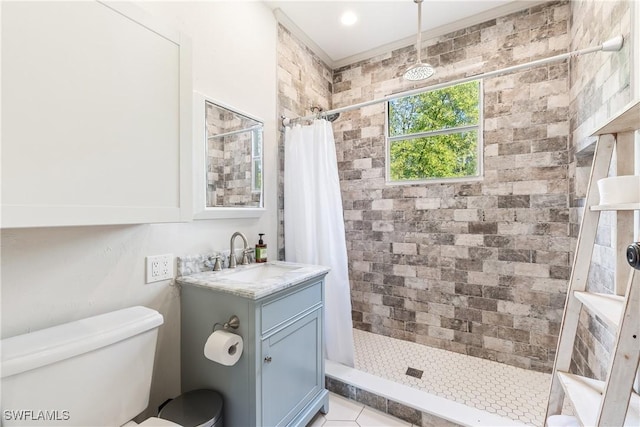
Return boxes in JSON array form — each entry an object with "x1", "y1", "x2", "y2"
[
  {"x1": 177, "y1": 251, "x2": 255, "y2": 276},
  {"x1": 177, "y1": 253, "x2": 218, "y2": 276},
  {"x1": 325, "y1": 376, "x2": 463, "y2": 427}
]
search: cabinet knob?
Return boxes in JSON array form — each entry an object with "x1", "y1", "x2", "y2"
[{"x1": 264, "y1": 356, "x2": 272, "y2": 363}]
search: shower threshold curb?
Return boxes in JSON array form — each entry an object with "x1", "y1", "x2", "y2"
[{"x1": 325, "y1": 359, "x2": 530, "y2": 427}]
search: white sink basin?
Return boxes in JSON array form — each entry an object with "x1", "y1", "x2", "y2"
[{"x1": 223, "y1": 263, "x2": 301, "y2": 283}]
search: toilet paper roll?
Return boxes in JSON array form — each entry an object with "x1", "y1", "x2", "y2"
[{"x1": 203, "y1": 330, "x2": 243, "y2": 366}]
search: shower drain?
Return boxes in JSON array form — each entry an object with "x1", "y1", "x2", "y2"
[{"x1": 405, "y1": 367, "x2": 423, "y2": 379}]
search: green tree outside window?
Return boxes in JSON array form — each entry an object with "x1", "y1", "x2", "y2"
[{"x1": 387, "y1": 80, "x2": 481, "y2": 182}]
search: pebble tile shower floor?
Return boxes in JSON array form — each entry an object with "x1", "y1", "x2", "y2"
[{"x1": 353, "y1": 329, "x2": 569, "y2": 426}]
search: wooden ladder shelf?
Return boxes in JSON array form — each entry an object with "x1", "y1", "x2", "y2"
[{"x1": 545, "y1": 100, "x2": 640, "y2": 426}]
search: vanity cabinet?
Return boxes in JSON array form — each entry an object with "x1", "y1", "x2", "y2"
[
  {"x1": 261, "y1": 284, "x2": 324, "y2": 426},
  {"x1": 179, "y1": 268, "x2": 329, "y2": 427}
]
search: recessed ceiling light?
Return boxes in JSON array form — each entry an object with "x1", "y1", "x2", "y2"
[{"x1": 341, "y1": 11, "x2": 357, "y2": 26}]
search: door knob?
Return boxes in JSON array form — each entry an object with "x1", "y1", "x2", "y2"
[{"x1": 264, "y1": 356, "x2": 272, "y2": 363}]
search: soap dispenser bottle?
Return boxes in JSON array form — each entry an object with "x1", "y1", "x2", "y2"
[{"x1": 255, "y1": 234, "x2": 267, "y2": 263}]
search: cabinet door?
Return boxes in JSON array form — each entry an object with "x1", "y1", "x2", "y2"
[
  {"x1": 261, "y1": 309, "x2": 322, "y2": 427},
  {"x1": 1, "y1": 1, "x2": 192, "y2": 228}
]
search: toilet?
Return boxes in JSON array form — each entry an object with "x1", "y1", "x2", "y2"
[{"x1": 0, "y1": 306, "x2": 222, "y2": 427}]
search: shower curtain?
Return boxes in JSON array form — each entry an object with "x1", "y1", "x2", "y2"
[{"x1": 284, "y1": 119, "x2": 355, "y2": 367}]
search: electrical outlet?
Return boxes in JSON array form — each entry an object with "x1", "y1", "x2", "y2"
[{"x1": 146, "y1": 254, "x2": 174, "y2": 283}]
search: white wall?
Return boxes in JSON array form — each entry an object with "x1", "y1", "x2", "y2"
[{"x1": 0, "y1": 0, "x2": 278, "y2": 418}]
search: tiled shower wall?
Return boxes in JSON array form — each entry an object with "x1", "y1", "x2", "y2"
[
  {"x1": 277, "y1": 0, "x2": 635, "y2": 374},
  {"x1": 567, "y1": 0, "x2": 633, "y2": 380},
  {"x1": 276, "y1": 25, "x2": 333, "y2": 259},
  {"x1": 333, "y1": 2, "x2": 571, "y2": 373}
]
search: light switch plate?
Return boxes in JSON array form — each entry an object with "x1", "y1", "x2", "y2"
[{"x1": 146, "y1": 254, "x2": 173, "y2": 283}]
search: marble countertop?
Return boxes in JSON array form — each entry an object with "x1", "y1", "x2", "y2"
[{"x1": 176, "y1": 260, "x2": 330, "y2": 300}]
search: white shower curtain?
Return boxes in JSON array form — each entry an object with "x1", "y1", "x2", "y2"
[{"x1": 284, "y1": 119, "x2": 355, "y2": 367}]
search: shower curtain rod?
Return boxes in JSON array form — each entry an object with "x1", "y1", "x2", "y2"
[
  {"x1": 207, "y1": 124, "x2": 263, "y2": 139},
  {"x1": 281, "y1": 35, "x2": 624, "y2": 127}
]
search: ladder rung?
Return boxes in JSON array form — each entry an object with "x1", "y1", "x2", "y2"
[
  {"x1": 573, "y1": 291, "x2": 624, "y2": 330},
  {"x1": 556, "y1": 372, "x2": 640, "y2": 427},
  {"x1": 592, "y1": 100, "x2": 640, "y2": 135},
  {"x1": 590, "y1": 202, "x2": 640, "y2": 211}
]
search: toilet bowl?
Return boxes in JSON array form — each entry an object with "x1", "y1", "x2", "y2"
[{"x1": 0, "y1": 307, "x2": 220, "y2": 427}]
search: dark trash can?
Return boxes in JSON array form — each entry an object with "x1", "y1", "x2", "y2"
[{"x1": 158, "y1": 389, "x2": 223, "y2": 427}]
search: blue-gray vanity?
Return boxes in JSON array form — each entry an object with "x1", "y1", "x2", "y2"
[{"x1": 177, "y1": 261, "x2": 330, "y2": 427}]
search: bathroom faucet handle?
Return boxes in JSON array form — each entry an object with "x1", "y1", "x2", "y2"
[
  {"x1": 241, "y1": 248, "x2": 252, "y2": 265},
  {"x1": 209, "y1": 255, "x2": 223, "y2": 271}
]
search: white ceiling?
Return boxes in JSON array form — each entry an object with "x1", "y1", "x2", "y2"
[{"x1": 264, "y1": 0, "x2": 546, "y2": 68}]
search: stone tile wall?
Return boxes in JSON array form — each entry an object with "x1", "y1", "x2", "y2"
[
  {"x1": 567, "y1": 0, "x2": 633, "y2": 380},
  {"x1": 332, "y1": 2, "x2": 571, "y2": 372},
  {"x1": 276, "y1": 0, "x2": 636, "y2": 375},
  {"x1": 276, "y1": 24, "x2": 333, "y2": 259}
]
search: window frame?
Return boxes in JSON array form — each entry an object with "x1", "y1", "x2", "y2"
[{"x1": 384, "y1": 79, "x2": 484, "y2": 185}]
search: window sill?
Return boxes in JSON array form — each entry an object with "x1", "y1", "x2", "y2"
[{"x1": 385, "y1": 175, "x2": 484, "y2": 186}]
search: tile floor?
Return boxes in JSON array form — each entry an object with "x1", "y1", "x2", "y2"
[
  {"x1": 307, "y1": 392, "x2": 413, "y2": 427},
  {"x1": 352, "y1": 329, "x2": 572, "y2": 426}
]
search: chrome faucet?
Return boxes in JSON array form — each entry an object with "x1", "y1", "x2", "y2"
[{"x1": 229, "y1": 232, "x2": 250, "y2": 268}]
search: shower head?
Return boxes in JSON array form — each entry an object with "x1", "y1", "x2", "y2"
[
  {"x1": 404, "y1": 62, "x2": 435, "y2": 81},
  {"x1": 404, "y1": 0, "x2": 435, "y2": 81},
  {"x1": 325, "y1": 113, "x2": 340, "y2": 122}
]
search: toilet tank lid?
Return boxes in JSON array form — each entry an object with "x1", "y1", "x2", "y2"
[{"x1": 1, "y1": 306, "x2": 164, "y2": 378}]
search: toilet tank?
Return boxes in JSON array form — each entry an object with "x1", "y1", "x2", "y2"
[{"x1": 1, "y1": 306, "x2": 164, "y2": 426}]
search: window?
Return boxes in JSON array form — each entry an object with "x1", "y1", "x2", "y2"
[{"x1": 386, "y1": 80, "x2": 482, "y2": 183}]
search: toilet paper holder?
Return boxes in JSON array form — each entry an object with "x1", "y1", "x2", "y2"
[{"x1": 212, "y1": 314, "x2": 240, "y2": 332}]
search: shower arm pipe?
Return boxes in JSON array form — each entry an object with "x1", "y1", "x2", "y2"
[
  {"x1": 415, "y1": 0, "x2": 423, "y2": 63},
  {"x1": 281, "y1": 35, "x2": 623, "y2": 127}
]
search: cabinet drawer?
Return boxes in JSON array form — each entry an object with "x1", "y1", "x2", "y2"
[{"x1": 261, "y1": 281, "x2": 322, "y2": 333}]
